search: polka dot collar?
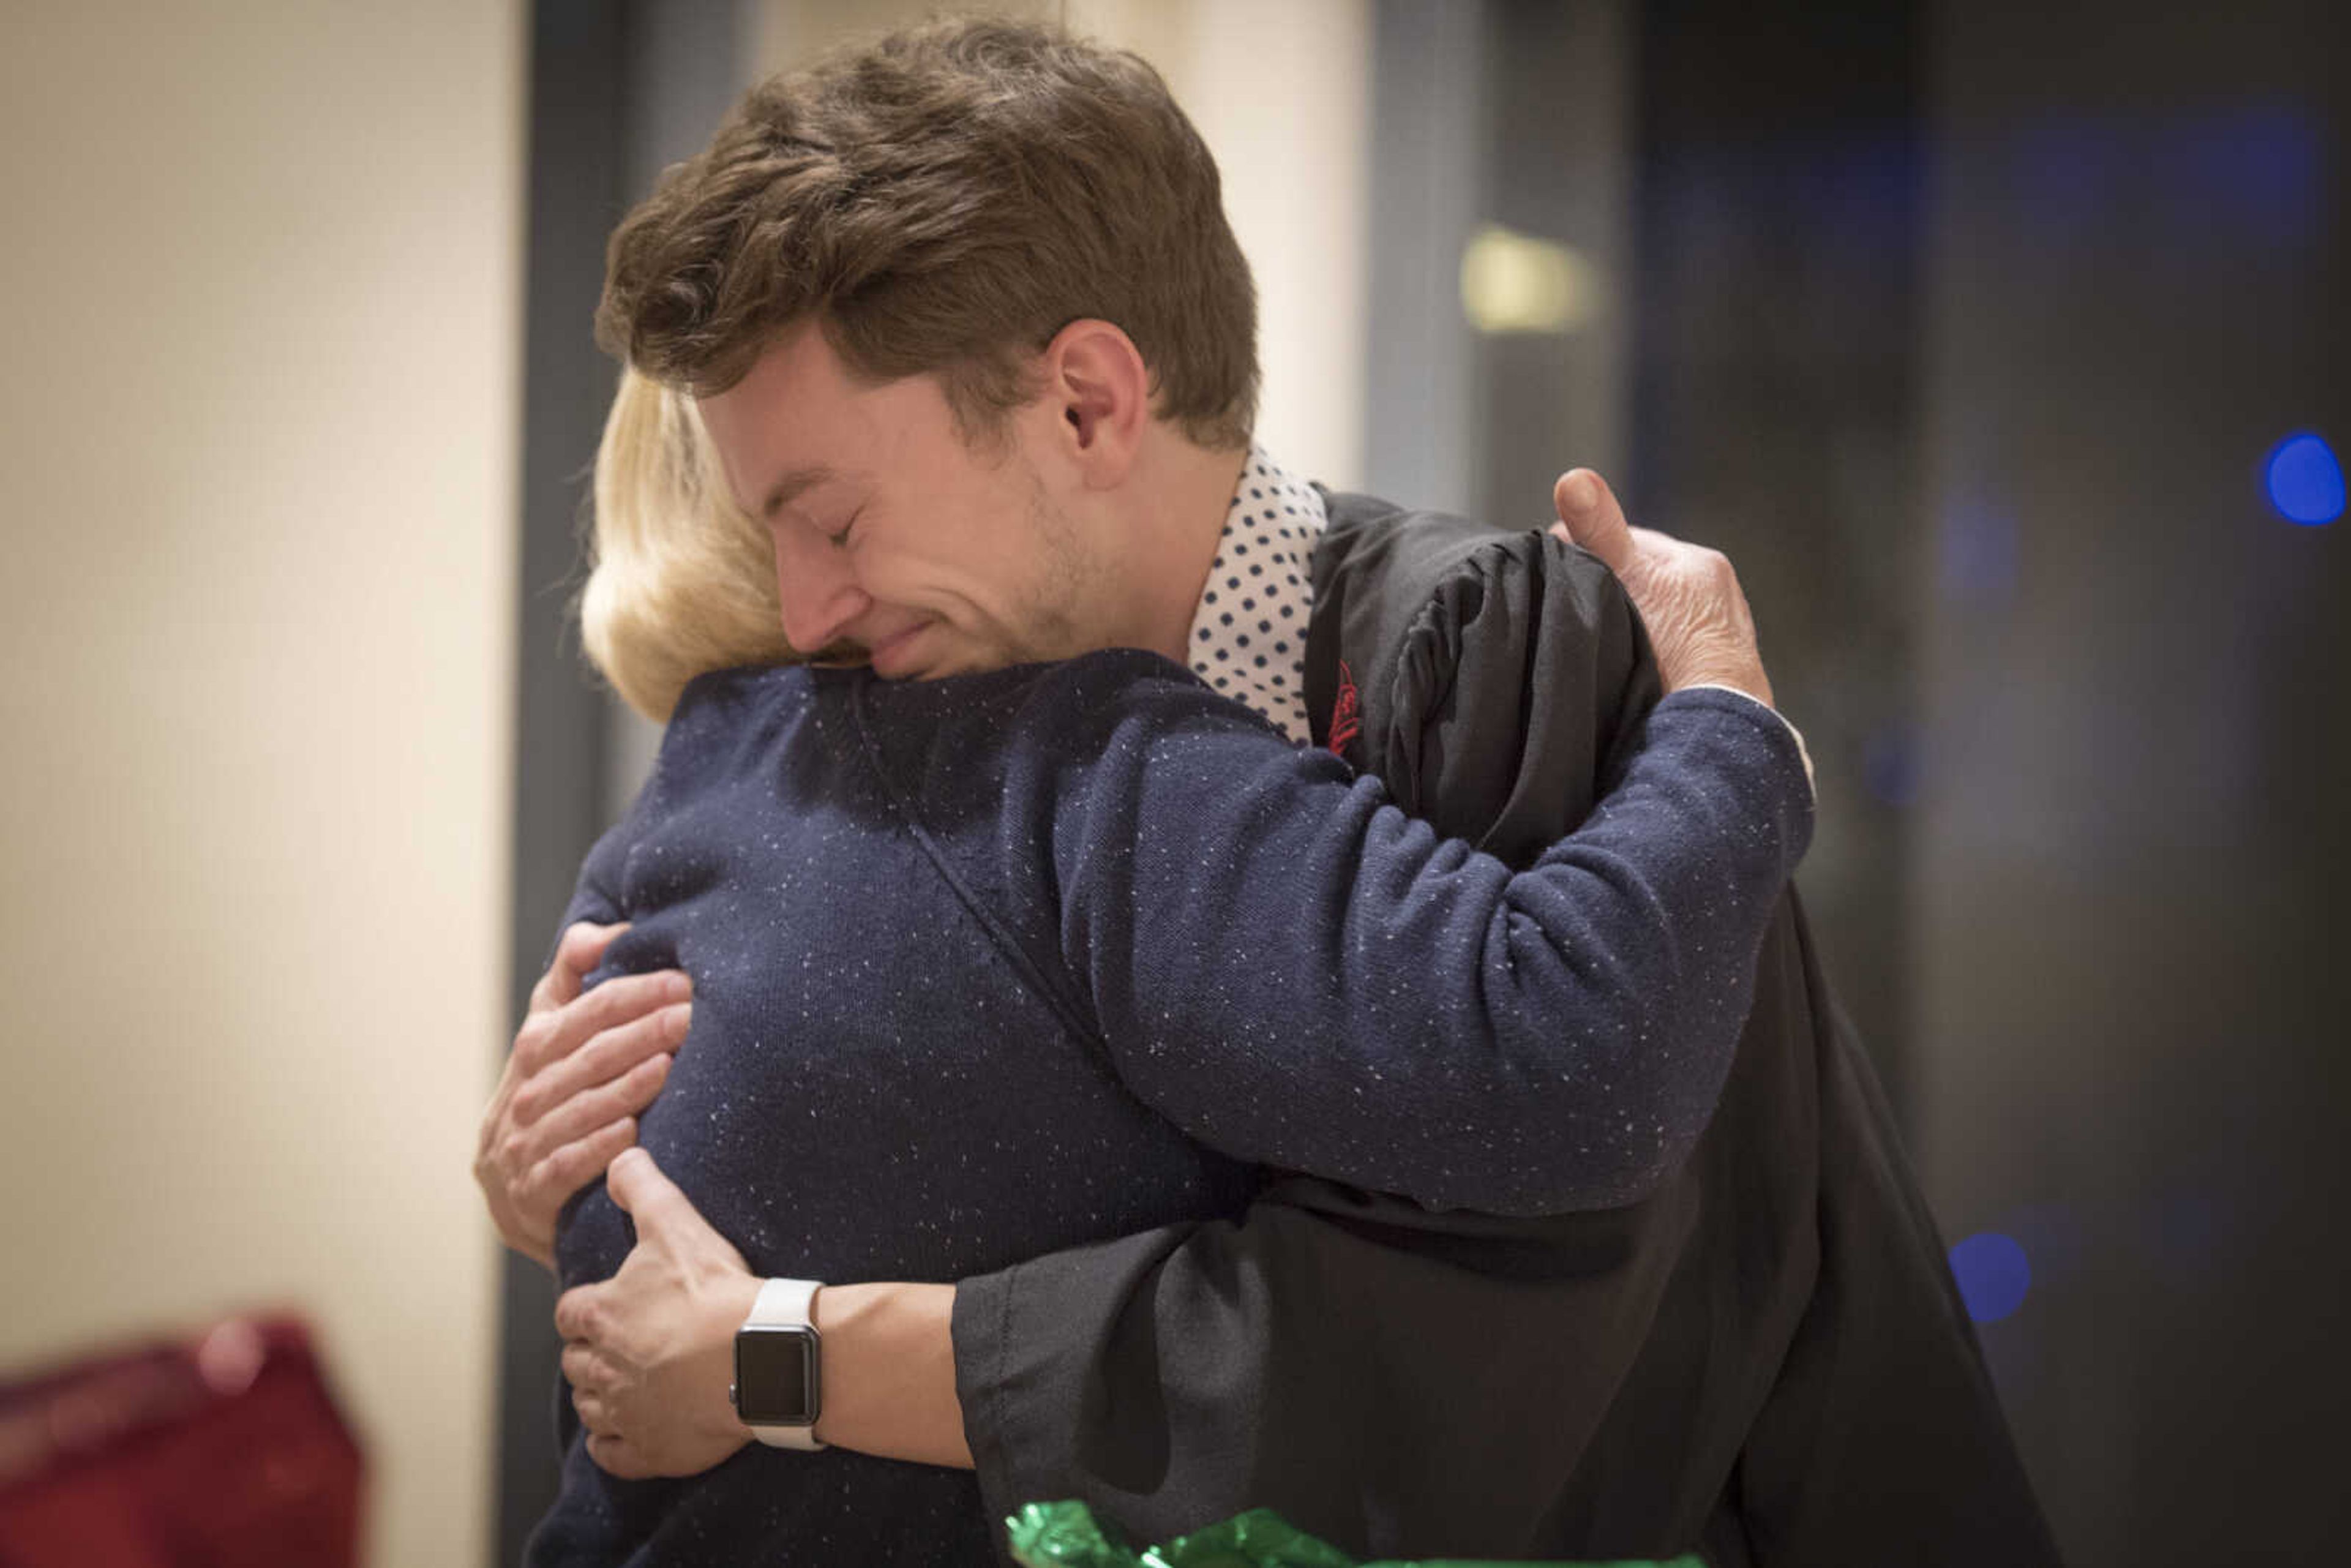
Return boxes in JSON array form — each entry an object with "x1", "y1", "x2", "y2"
[{"x1": 1185, "y1": 447, "x2": 1327, "y2": 745}]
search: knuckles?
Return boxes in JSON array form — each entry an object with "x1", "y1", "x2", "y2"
[
  {"x1": 1695, "y1": 548, "x2": 1741, "y2": 595},
  {"x1": 530, "y1": 1139, "x2": 590, "y2": 1199},
  {"x1": 511, "y1": 1014, "x2": 560, "y2": 1074},
  {"x1": 555, "y1": 1293, "x2": 599, "y2": 1343},
  {"x1": 491, "y1": 1131, "x2": 532, "y2": 1183},
  {"x1": 557, "y1": 923, "x2": 613, "y2": 981},
  {"x1": 579, "y1": 983, "x2": 626, "y2": 1032}
]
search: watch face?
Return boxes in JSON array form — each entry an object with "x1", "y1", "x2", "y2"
[{"x1": 733, "y1": 1326, "x2": 820, "y2": 1427}]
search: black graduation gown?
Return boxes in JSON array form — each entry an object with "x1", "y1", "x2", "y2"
[{"x1": 951, "y1": 493, "x2": 2062, "y2": 1567}]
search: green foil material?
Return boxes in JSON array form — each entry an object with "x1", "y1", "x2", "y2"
[{"x1": 1004, "y1": 1501, "x2": 1707, "y2": 1568}]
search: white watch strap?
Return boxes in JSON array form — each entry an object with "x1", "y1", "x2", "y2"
[
  {"x1": 743, "y1": 1277, "x2": 825, "y2": 1450},
  {"x1": 749, "y1": 1277, "x2": 821, "y2": 1329}
]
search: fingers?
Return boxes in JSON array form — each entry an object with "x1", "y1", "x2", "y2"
[
  {"x1": 513, "y1": 967, "x2": 687, "y2": 1081},
  {"x1": 484, "y1": 963, "x2": 686, "y2": 1262},
  {"x1": 554, "y1": 1283, "x2": 600, "y2": 1344},
  {"x1": 1543, "y1": 470, "x2": 1773, "y2": 702},
  {"x1": 516, "y1": 1115, "x2": 641, "y2": 1221},
  {"x1": 603, "y1": 1148, "x2": 750, "y2": 1270},
  {"x1": 561, "y1": 1334, "x2": 606, "y2": 1391},
  {"x1": 1552, "y1": 468, "x2": 1633, "y2": 572},
  {"x1": 573, "y1": 1379, "x2": 656, "y2": 1478},
  {"x1": 585, "y1": 1433, "x2": 652, "y2": 1479},
  {"x1": 560, "y1": 1311, "x2": 621, "y2": 1444},
  {"x1": 560, "y1": 1309, "x2": 637, "y2": 1470},
  {"x1": 511, "y1": 980, "x2": 691, "y2": 1117},
  {"x1": 517, "y1": 1046, "x2": 673, "y2": 1153},
  {"x1": 604, "y1": 1147, "x2": 700, "y2": 1236},
  {"x1": 481, "y1": 1038, "x2": 668, "y2": 1262},
  {"x1": 558, "y1": 1297, "x2": 653, "y2": 1479},
  {"x1": 530, "y1": 921, "x2": 630, "y2": 1014}
]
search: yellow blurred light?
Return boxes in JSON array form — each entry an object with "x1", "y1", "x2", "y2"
[{"x1": 1459, "y1": 224, "x2": 1602, "y2": 335}]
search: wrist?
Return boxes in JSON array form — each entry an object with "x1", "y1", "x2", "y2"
[
  {"x1": 806, "y1": 1281, "x2": 877, "y2": 1447},
  {"x1": 1667, "y1": 657, "x2": 1771, "y2": 708},
  {"x1": 805, "y1": 1281, "x2": 970, "y2": 1467}
]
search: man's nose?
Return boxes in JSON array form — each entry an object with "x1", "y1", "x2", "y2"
[{"x1": 770, "y1": 525, "x2": 870, "y2": 654}]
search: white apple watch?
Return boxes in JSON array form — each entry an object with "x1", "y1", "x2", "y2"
[{"x1": 730, "y1": 1277, "x2": 825, "y2": 1450}]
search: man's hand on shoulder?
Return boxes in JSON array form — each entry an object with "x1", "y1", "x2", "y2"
[
  {"x1": 475, "y1": 921, "x2": 689, "y2": 1269},
  {"x1": 1550, "y1": 468, "x2": 1775, "y2": 710}
]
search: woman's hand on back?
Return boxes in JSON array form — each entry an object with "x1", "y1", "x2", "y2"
[{"x1": 475, "y1": 921, "x2": 691, "y2": 1269}]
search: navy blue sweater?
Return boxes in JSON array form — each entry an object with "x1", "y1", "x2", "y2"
[{"x1": 527, "y1": 649, "x2": 1810, "y2": 1566}]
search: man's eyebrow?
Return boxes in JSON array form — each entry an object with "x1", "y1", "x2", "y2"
[{"x1": 759, "y1": 464, "x2": 839, "y2": 519}]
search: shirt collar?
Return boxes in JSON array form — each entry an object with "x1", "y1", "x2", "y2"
[{"x1": 1183, "y1": 446, "x2": 1327, "y2": 745}]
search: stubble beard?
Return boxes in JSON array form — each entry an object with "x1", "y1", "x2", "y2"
[{"x1": 1009, "y1": 472, "x2": 1106, "y2": 664}]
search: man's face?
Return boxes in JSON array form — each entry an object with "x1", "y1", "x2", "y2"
[{"x1": 697, "y1": 322, "x2": 1109, "y2": 680}]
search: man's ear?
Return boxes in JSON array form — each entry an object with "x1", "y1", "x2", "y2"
[{"x1": 1036, "y1": 318, "x2": 1149, "y2": 487}]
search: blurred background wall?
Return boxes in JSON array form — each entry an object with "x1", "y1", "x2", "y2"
[
  {"x1": 1915, "y1": 4, "x2": 2348, "y2": 1551},
  {"x1": 0, "y1": 4, "x2": 523, "y2": 1566},
  {"x1": 2, "y1": 1, "x2": 2341, "y2": 1566}
]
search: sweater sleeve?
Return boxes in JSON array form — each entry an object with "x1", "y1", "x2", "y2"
[{"x1": 1054, "y1": 673, "x2": 1813, "y2": 1215}]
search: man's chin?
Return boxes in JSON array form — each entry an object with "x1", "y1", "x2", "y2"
[
  {"x1": 866, "y1": 621, "x2": 938, "y2": 680},
  {"x1": 900, "y1": 651, "x2": 1006, "y2": 681},
  {"x1": 861, "y1": 624, "x2": 1045, "y2": 682}
]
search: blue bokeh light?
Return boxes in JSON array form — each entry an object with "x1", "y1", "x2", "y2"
[
  {"x1": 1937, "y1": 496, "x2": 2019, "y2": 611},
  {"x1": 1862, "y1": 723, "x2": 1921, "y2": 809},
  {"x1": 1949, "y1": 1232, "x2": 2033, "y2": 1324},
  {"x1": 2266, "y1": 432, "x2": 2344, "y2": 525}
]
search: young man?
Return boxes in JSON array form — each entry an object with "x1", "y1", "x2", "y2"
[{"x1": 478, "y1": 18, "x2": 2056, "y2": 1566}]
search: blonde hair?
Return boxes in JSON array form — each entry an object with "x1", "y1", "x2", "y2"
[{"x1": 580, "y1": 365, "x2": 800, "y2": 722}]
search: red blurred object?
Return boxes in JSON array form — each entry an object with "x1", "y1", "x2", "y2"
[{"x1": 0, "y1": 1314, "x2": 364, "y2": 1567}]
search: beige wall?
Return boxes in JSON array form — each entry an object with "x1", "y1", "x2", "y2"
[{"x1": 0, "y1": 6, "x2": 523, "y2": 1566}]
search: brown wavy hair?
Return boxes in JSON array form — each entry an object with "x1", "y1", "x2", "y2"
[{"x1": 595, "y1": 16, "x2": 1258, "y2": 451}]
